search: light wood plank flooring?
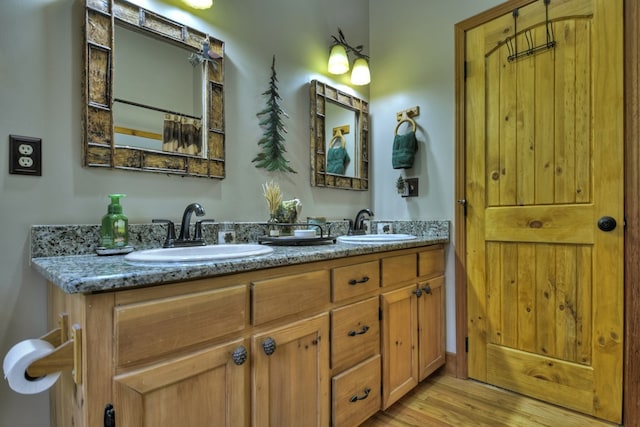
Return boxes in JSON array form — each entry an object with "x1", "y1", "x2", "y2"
[{"x1": 360, "y1": 373, "x2": 619, "y2": 427}]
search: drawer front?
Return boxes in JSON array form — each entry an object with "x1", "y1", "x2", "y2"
[
  {"x1": 252, "y1": 269, "x2": 330, "y2": 325},
  {"x1": 419, "y1": 247, "x2": 445, "y2": 278},
  {"x1": 381, "y1": 253, "x2": 417, "y2": 286},
  {"x1": 115, "y1": 285, "x2": 247, "y2": 367},
  {"x1": 332, "y1": 355, "x2": 381, "y2": 427},
  {"x1": 331, "y1": 297, "x2": 380, "y2": 373},
  {"x1": 332, "y1": 260, "x2": 380, "y2": 302}
]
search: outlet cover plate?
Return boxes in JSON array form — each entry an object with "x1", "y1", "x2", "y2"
[{"x1": 9, "y1": 135, "x2": 41, "y2": 176}]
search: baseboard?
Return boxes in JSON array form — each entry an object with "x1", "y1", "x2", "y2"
[{"x1": 444, "y1": 352, "x2": 457, "y2": 376}]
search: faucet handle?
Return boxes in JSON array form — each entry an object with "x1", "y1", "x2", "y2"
[
  {"x1": 194, "y1": 219, "x2": 216, "y2": 241},
  {"x1": 153, "y1": 219, "x2": 176, "y2": 248}
]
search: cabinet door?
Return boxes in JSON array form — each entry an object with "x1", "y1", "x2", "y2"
[
  {"x1": 252, "y1": 313, "x2": 329, "y2": 427},
  {"x1": 380, "y1": 284, "x2": 419, "y2": 409},
  {"x1": 113, "y1": 338, "x2": 249, "y2": 427},
  {"x1": 418, "y1": 276, "x2": 446, "y2": 381}
]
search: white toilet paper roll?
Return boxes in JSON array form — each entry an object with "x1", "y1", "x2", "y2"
[{"x1": 3, "y1": 339, "x2": 61, "y2": 394}]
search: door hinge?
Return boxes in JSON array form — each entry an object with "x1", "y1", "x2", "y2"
[
  {"x1": 457, "y1": 199, "x2": 467, "y2": 216},
  {"x1": 465, "y1": 336, "x2": 469, "y2": 353},
  {"x1": 104, "y1": 403, "x2": 115, "y2": 427},
  {"x1": 463, "y1": 61, "x2": 468, "y2": 80}
]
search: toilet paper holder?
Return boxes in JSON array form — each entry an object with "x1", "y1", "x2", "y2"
[{"x1": 26, "y1": 312, "x2": 82, "y2": 385}]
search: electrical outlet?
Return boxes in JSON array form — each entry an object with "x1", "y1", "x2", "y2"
[{"x1": 9, "y1": 135, "x2": 41, "y2": 176}]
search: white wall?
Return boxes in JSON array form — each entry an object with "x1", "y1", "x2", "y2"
[
  {"x1": 369, "y1": 0, "x2": 503, "y2": 353},
  {"x1": 0, "y1": 0, "x2": 368, "y2": 425}
]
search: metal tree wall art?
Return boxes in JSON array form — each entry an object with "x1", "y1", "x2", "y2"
[{"x1": 252, "y1": 55, "x2": 297, "y2": 173}]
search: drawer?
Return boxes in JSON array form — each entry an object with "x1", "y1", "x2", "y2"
[
  {"x1": 251, "y1": 269, "x2": 330, "y2": 325},
  {"x1": 332, "y1": 260, "x2": 380, "y2": 302},
  {"x1": 332, "y1": 355, "x2": 381, "y2": 427},
  {"x1": 381, "y1": 253, "x2": 417, "y2": 286},
  {"x1": 419, "y1": 246, "x2": 445, "y2": 278},
  {"x1": 331, "y1": 297, "x2": 380, "y2": 373},
  {"x1": 115, "y1": 285, "x2": 247, "y2": 367}
]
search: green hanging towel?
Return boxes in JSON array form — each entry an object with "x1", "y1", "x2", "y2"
[
  {"x1": 392, "y1": 130, "x2": 418, "y2": 169},
  {"x1": 327, "y1": 135, "x2": 350, "y2": 174}
]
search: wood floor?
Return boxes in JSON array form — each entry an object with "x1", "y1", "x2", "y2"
[{"x1": 360, "y1": 373, "x2": 619, "y2": 427}]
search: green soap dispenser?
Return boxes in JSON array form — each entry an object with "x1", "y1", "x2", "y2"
[{"x1": 101, "y1": 194, "x2": 128, "y2": 249}]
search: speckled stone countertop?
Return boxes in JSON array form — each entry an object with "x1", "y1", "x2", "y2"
[{"x1": 30, "y1": 220, "x2": 449, "y2": 294}]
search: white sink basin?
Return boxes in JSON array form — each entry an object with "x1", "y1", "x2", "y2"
[
  {"x1": 337, "y1": 234, "x2": 417, "y2": 244},
  {"x1": 124, "y1": 244, "x2": 273, "y2": 264}
]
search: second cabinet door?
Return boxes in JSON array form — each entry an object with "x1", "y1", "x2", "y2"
[
  {"x1": 252, "y1": 313, "x2": 330, "y2": 427},
  {"x1": 380, "y1": 284, "x2": 419, "y2": 409}
]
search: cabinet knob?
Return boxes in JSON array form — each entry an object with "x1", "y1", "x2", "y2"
[
  {"x1": 262, "y1": 337, "x2": 277, "y2": 356},
  {"x1": 412, "y1": 289, "x2": 423, "y2": 297},
  {"x1": 232, "y1": 345, "x2": 248, "y2": 365},
  {"x1": 422, "y1": 284, "x2": 432, "y2": 294},
  {"x1": 349, "y1": 387, "x2": 371, "y2": 402},
  {"x1": 348, "y1": 276, "x2": 370, "y2": 285},
  {"x1": 347, "y1": 325, "x2": 370, "y2": 337}
]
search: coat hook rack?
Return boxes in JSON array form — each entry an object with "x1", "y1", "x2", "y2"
[
  {"x1": 505, "y1": 0, "x2": 556, "y2": 62},
  {"x1": 26, "y1": 312, "x2": 82, "y2": 385}
]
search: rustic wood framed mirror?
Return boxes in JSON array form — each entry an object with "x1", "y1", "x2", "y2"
[
  {"x1": 83, "y1": 0, "x2": 225, "y2": 178},
  {"x1": 310, "y1": 80, "x2": 369, "y2": 190}
]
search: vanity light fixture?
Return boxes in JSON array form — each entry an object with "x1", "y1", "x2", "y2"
[
  {"x1": 327, "y1": 28, "x2": 371, "y2": 85},
  {"x1": 182, "y1": 0, "x2": 213, "y2": 9}
]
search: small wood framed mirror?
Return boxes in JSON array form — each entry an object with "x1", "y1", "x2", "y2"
[
  {"x1": 310, "y1": 80, "x2": 369, "y2": 190},
  {"x1": 83, "y1": 0, "x2": 225, "y2": 178}
]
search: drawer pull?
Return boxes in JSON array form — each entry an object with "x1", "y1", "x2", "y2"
[
  {"x1": 348, "y1": 276, "x2": 370, "y2": 285},
  {"x1": 349, "y1": 387, "x2": 371, "y2": 402},
  {"x1": 347, "y1": 325, "x2": 370, "y2": 337},
  {"x1": 262, "y1": 337, "x2": 277, "y2": 356},
  {"x1": 422, "y1": 284, "x2": 432, "y2": 294},
  {"x1": 232, "y1": 345, "x2": 248, "y2": 365}
]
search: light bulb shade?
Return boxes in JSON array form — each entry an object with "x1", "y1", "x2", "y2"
[
  {"x1": 183, "y1": 0, "x2": 213, "y2": 9},
  {"x1": 328, "y1": 44, "x2": 350, "y2": 75},
  {"x1": 350, "y1": 57, "x2": 370, "y2": 85}
]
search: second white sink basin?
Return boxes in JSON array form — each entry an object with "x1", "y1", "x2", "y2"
[
  {"x1": 124, "y1": 244, "x2": 273, "y2": 264},
  {"x1": 337, "y1": 234, "x2": 417, "y2": 244}
]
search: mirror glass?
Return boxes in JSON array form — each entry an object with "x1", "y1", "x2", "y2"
[
  {"x1": 83, "y1": 0, "x2": 225, "y2": 178},
  {"x1": 113, "y1": 25, "x2": 205, "y2": 156},
  {"x1": 310, "y1": 80, "x2": 369, "y2": 191}
]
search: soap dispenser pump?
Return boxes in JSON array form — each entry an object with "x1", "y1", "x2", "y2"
[{"x1": 101, "y1": 194, "x2": 129, "y2": 249}]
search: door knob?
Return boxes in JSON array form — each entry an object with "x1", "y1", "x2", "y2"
[{"x1": 597, "y1": 216, "x2": 617, "y2": 232}]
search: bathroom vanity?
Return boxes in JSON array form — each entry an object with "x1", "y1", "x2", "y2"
[{"x1": 32, "y1": 231, "x2": 447, "y2": 427}]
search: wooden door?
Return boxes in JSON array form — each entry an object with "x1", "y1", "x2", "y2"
[
  {"x1": 464, "y1": 0, "x2": 623, "y2": 423},
  {"x1": 113, "y1": 338, "x2": 249, "y2": 426},
  {"x1": 252, "y1": 313, "x2": 329, "y2": 427}
]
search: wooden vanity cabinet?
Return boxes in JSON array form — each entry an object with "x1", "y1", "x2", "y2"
[{"x1": 46, "y1": 244, "x2": 445, "y2": 427}]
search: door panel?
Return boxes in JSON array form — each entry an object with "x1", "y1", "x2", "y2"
[{"x1": 465, "y1": 0, "x2": 623, "y2": 422}]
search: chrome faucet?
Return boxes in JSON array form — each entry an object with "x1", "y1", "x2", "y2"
[
  {"x1": 349, "y1": 208, "x2": 374, "y2": 235},
  {"x1": 153, "y1": 203, "x2": 214, "y2": 248},
  {"x1": 178, "y1": 202, "x2": 205, "y2": 241}
]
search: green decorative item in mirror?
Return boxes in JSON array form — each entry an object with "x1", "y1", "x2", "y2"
[{"x1": 252, "y1": 55, "x2": 296, "y2": 173}]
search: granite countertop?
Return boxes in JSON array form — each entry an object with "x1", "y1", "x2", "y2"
[
  {"x1": 31, "y1": 237, "x2": 447, "y2": 294},
  {"x1": 30, "y1": 220, "x2": 449, "y2": 294}
]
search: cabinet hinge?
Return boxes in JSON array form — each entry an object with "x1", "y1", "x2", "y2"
[
  {"x1": 104, "y1": 403, "x2": 115, "y2": 427},
  {"x1": 379, "y1": 307, "x2": 382, "y2": 321},
  {"x1": 465, "y1": 337, "x2": 469, "y2": 353}
]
